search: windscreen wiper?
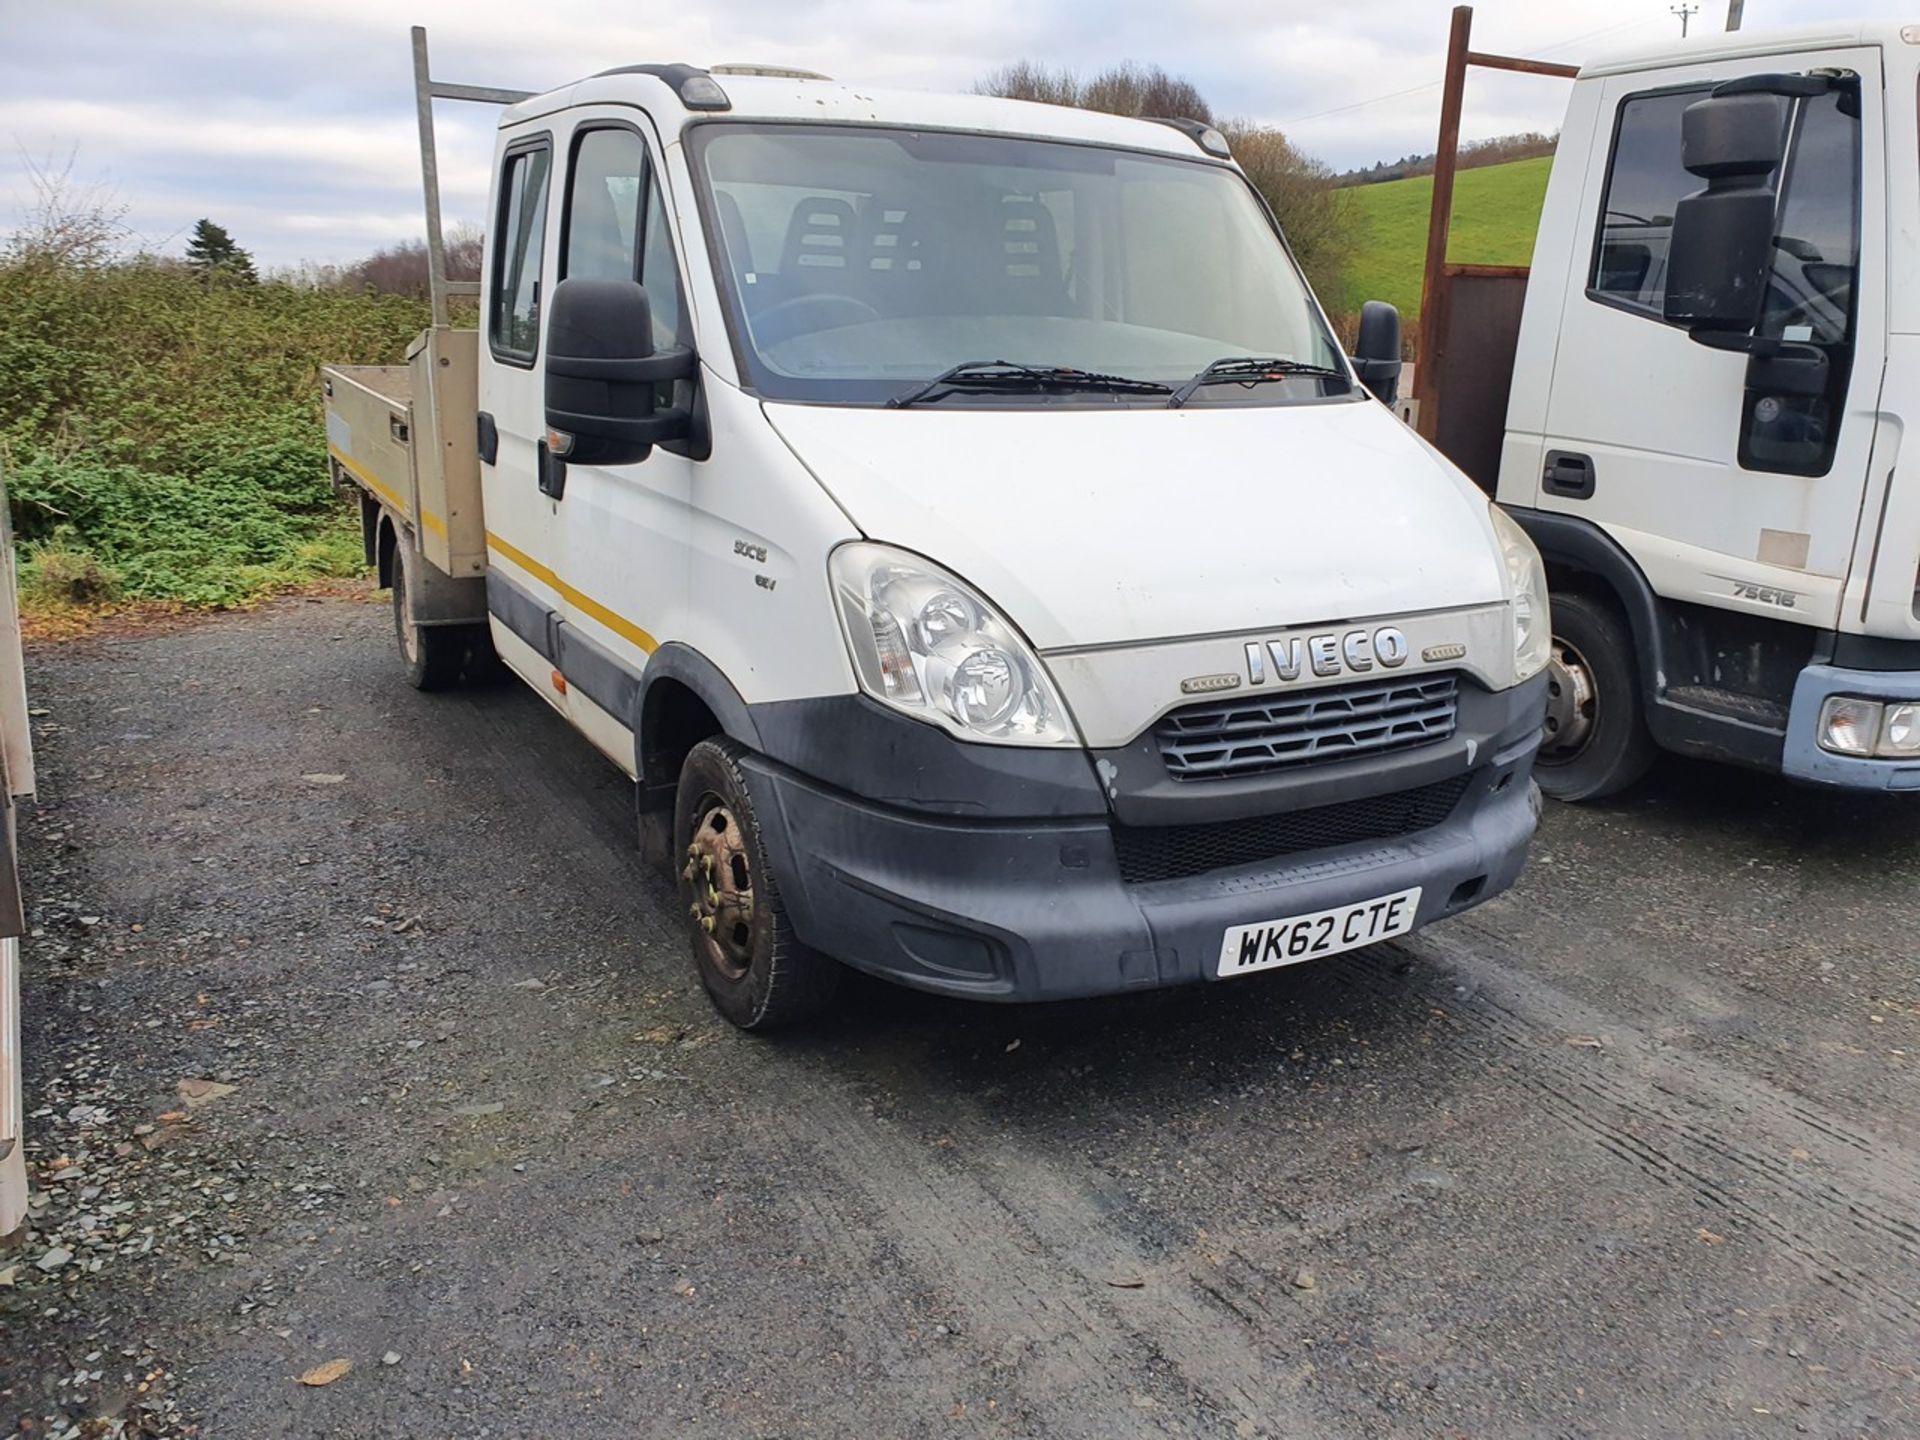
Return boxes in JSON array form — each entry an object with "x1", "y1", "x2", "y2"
[
  {"x1": 888, "y1": 360, "x2": 1172, "y2": 409},
  {"x1": 1167, "y1": 356, "x2": 1351, "y2": 409}
]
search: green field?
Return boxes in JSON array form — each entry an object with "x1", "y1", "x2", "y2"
[{"x1": 1330, "y1": 155, "x2": 1553, "y2": 321}]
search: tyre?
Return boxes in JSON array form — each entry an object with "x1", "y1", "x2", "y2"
[
  {"x1": 391, "y1": 539, "x2": 466, "y2": 692},
  {"x1": 1535, "y1": 590, "x2": 1656, "y2": 802},
  {"x1": 459, "y1": 625, "x2": 509, "y2": 686},
  {"x1": 673, "y1": 737, "x2": 840, "y2": 1030}
]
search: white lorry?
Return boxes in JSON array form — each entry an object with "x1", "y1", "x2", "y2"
[
  {"x1": 1421, "y1": 17, "x2": 1920, "y2": 800},
  {"x1": 323, "y1": 33, "x2": 1550, "y2": 1029}
]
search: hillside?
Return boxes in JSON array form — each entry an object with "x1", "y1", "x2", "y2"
[{"x1": 1329, "y1": 155, "x2": 1553, "y2": 321}]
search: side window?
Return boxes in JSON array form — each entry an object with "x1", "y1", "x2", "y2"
[
  {"x1": 1759, "y1": 92, "x2": 1858, "y2": 348},
  {"x1": 490, "y1": 142, "x2": 552, "y2": 364},
  {"x1": 562, "y1": 127, "x2": 644, "y2": 281},
  {"x1": 1746, "y1": 90, "x2": 1860, "y2": 476},
  {"x1": 560, "y1": 123, "x2": 687, "y2": 356},
  {"x1": 1588, "y1": 89, "x2": 1707, "y2": 313}
]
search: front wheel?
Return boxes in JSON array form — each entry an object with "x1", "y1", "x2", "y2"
[
  {"x1": 674, "y1": 738, "x2": 841, "y2": 1030},
  {"x1": 1534, "y1": 590, "x2": 1656, "y2": 802}
]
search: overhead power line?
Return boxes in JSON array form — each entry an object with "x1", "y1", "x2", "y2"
[{"x1": 1278, "y1": 13, "x2": 1661, "y2": 128}]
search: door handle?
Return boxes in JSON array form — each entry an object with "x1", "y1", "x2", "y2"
[
  {"x1": 1543, "y1": 450, "x2": 1596, "y2": 500},
  {"x1": 477, "y1": 411, "x2": 499, "y2": 466},
  {"x1": 536, "y1": 439, "x2": 568, "y2": 501}
]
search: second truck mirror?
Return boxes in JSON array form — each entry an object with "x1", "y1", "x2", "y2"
[
  {"x1": 1663, "y1": 93, "x2": 1787, "y2": 338},
  {"x1": 544, "y1": 277, "x2": 695, "y2": 467},
  {"x1": 1350, "y1": 300, "x2": 1402, "y2": 405}
]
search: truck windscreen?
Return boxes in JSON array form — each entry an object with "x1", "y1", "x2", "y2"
[{"x1": 688, "y1": 123, "x2": 1349, "y2": 405}]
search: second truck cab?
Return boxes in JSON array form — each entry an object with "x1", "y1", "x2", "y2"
[
  {"x1": 331, "y1": 49, "x2": 1550, "y2": 1028},
  {"x1": 1482, "y1": 21, "x2": 1920, "y2": 797}
]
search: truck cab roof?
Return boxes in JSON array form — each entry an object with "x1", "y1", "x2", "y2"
[
  {"x1": 1580, "y1": 18, "x2": 1916, "y2": 77},
  {"x1": 498, "y1": 68, "x2": 1214, "y2": 160}
]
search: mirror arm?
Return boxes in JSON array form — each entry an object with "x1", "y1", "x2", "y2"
[
  {"x1": 546, "y1": 345, "x2": 696, "y2": 386},
  {"x1": 1686, "y1": 330, "x2": 1823, "y2": 363},
  {"x1": 548, "y1": 405, "x2": 692, "y2": 445},
  {"x1": 1710, "y1": 68, "x2": 1859, "y2": 112}
]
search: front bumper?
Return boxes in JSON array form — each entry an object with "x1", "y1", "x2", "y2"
[
  {"x1": 743, "y1": 677, "x2": 1546, "y2": 1002},
  {"x1": 1784, "y1": 663, "x2": 1920, "y2": 791}
]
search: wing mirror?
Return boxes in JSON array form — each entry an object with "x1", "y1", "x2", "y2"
[
  {"x1": 1349, "y1": 300, "x2": 1401, "y2": 405},
  {"x1": 1662, "y1": 92, "x2": 1787, "y2": 339},
  {"x1": 1664, "y1": 71, "x2": 1856, "y2": 355},
  {"x1": 544, "y1": 277, "x2": 694, "y2": 467}
]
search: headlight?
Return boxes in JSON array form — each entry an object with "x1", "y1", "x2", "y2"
[
  {"x1": 1886, "y1": 702, "x2": 1920, "y2": 754},
  {"x1": 1818, "y1": 696, "x2": 1920, "y2": 758},
  {"x1": 829, "y1": 542, "x2": 1080, "y2": 746},
  {"x1": 1490, "y1": 504, "x2": 1551, "y2": 684}
]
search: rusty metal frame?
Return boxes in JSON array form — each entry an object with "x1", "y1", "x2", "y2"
[{"x1": 1414, "y1": 5, "x2": 1578, "y2": 441}]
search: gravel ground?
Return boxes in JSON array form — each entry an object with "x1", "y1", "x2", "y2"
[{"x1": 1, "y1": 589, "x2": 1916, "y2": 1439}]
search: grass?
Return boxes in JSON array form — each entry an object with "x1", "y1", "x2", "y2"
[{"x1": 1329, "y1": 155, "x2": 1554, "y2": 322}]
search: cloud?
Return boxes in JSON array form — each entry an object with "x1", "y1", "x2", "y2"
[{"x1": 0, "y1": 0, "x2": 1893, "y2": 267}]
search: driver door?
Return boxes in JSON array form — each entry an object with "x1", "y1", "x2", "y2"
[{"x1": 544, "y1": 111, "x2": 696, "y2": 767}]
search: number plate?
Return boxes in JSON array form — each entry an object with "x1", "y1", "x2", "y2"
[{"x1": 1216, "y1": 887, "x2": 1422, "y2": 978}]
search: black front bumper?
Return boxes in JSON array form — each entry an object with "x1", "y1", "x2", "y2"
[{"x1": 743, "y1": 674, "x2": 1547, "y2": 1002}]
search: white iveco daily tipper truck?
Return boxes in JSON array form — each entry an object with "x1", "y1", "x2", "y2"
[
  {"x1": 1419, "y1": 19, "x2": 1920, "y2": 800},
  {"x1": 321, "y1": 32, "x2": 1550, "y2": 1029}
]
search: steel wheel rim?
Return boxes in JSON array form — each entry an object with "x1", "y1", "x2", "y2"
[
  {"x1": 1539, "y1": 636, "x2": 1598, "y2": 764},
  {"x1": 395, "y1": 555, "x2": 420, "y2": 665},
  {"x1": 683, "y1": 797, "x2": 756, "y2": 982}
]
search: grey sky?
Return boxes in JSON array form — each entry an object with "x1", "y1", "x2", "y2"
[{"x1": 0, "y1": 0, "x2": 1894, "y2": 269}]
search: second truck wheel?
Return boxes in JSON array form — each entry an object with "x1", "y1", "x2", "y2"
[{"x1": 1536, "y1": 591, "x2": 1655, "y2": 803}]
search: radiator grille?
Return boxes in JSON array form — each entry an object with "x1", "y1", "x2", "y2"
[
  {"x1": 1112, "y1": 773, "x2": 1471, "y2": 885},
  {"x1": 1155, "y1": 674, "x2": 1459, "y2": 781}
]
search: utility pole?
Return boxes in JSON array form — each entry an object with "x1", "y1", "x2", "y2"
[
  {"x1": 1725, "y1": 0, "x2": 1744, "y2": 30},
  {"x1": 1672, "y1": 3, "x2": 1698, "y2": 37}
]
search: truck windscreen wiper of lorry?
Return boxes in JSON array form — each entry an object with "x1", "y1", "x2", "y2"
[
  {"x1": 887, "y1": 360, "x2": 1173, "y2": 409},
  {"x1": 1167, "y1": 356, "x2": 1351, "y2": 409}
]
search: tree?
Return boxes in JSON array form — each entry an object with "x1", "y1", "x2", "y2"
[
  {"x1": 185, "y1": 218, "x2": 257, "y2": 283},
  {"x1": 1218, "y1": 123, "x2": 1353, "y2": 300},
  {"x1": 2, "y1": 147, "x2": 129, "y2": 269},
  {"x1": 978, "y1": 60, "x2": 1214, "y2": 125},
  {"x1": 339, "y1": 223, "x2": 483, "y2": 298},
  {"x1": 976, "y1": 61, "x2": 1356, "y2": 303},
  {"x1": 1335, "y1": 131, "x2": 1558, "y2": 187}
]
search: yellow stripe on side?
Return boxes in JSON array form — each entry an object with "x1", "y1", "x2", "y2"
[
  {"x1": 328, "y1": 446, "x2": 447, "y2": 539},
  {"x1": 485, "y1": 530, "x2": 659, "y2": 655}
]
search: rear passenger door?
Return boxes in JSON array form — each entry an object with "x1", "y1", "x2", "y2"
[
  {"x1": 1536, "y1": 52, "x2": 1883, "y2": 630},
  {"x1": 547, "y1": 112, "x2": 697, "y2": 765}
]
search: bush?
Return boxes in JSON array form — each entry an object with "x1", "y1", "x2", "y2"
[
  {"x1": 0, "y1": 251, "x2": 432, "y2": 607},
  {"x1": 1219, "y1": 123, "x2": 1357, "y2": 304},
  {"x1": 20, "y1": 539, "x2": 120, "y2": 607},
  {"x1": 5, "y1": 446, "x2": 362, "y2": 605}
]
